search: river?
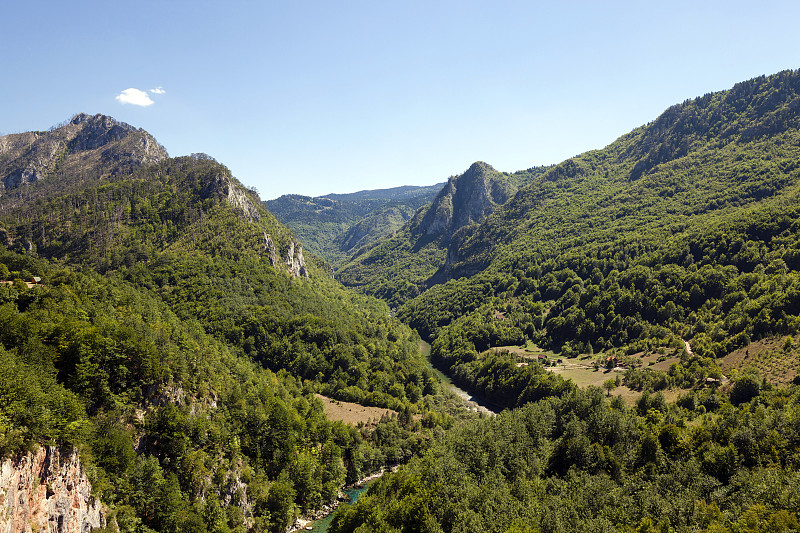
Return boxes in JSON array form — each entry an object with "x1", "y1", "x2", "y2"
[
  {"x1": 419, "y1": 341, "x2": 497, "y2": 415},
  {"x1": 303, "y1": 341, "x2": 495, "y2": 532},
  {"x1": 304, "y1": 485, "x2": 371, "y2": 532}
]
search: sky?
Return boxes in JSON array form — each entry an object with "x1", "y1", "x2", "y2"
[{"x1": 3, "y1": 1, "x2": 800, "y2": 200}]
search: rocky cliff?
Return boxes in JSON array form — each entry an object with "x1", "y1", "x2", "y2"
[
  {"x1": 0, "y1": 113, "x2": 167, "y2": 200},
  {"x1": 0, "y1": 446, "x2": 106, "y2": 533},
  {"x1": 417, "y1": 161, "x2": 516, "y2": 241},
  {"x1": 286, "y1": 241, "x2": 309, "y2": 278}
]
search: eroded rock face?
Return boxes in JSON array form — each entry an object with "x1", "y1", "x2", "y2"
[
  {"x1": 205, "y1": 172, "x2": 262, "y2": 223},
  {"x1": 285, "y1": 242, "x2": 308, "y2": 278},
  {"x1": 417, "y1": 161, "x2": 512, "y2": 240},
  {"x1": 263, "y1": 232, "x2": 278, "y2": 266},
  {"x1": 0, "y1": 113, "x2": 168, "y2": 195},
  {"x1": 0, "y1": 446, "x2": 106, "y2": 533},
  {"x1": 295, "y1": 245, "x2": 308, "y2": 278}
]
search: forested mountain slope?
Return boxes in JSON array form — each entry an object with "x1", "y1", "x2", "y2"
[
  {"x1": 0, "y1": 247, "x2": 435, "y2": 533},
  {"x1": 0, "y1": 115, "x2": 454, "y2": 532},
  {"x1": 332, "y1": 383, "x2": 800, "y2": 533},
  {"x1": 336, "y1": 162, "x2": 549, "y2": 307},
  {"x1": 325, "y1": 68, "x2": 800, "y2": 533},
  {"x1": 265, "y1": 183, "x2": 442, "y2": 266},
  {"x1": 327, "y1": 69, "x2": 800, "y2": 533},
  {"x1": 356, "y1": 70, "x2": 800, "y2": 409},
  {"x1": 0, "y1": 125, "x2": 438, "y2": 411}
]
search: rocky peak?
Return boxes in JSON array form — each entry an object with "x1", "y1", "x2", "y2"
[
  {"x1": 417, "y1": 161, "x2": 513, "y2": 241},
  {"x1": 0, "y1": 113, "x2": 168, "y2": 195},
  {"x1": 69, "y1": 113, "x2": 92, "y2": 125},
  {"x1": 67, "y1": 113, "x2": 141, "y2": 152}
]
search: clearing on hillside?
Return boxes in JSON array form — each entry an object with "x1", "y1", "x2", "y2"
[
  {"x1": 719, "y1": 336, "x2": 800, "y2": 385},
  {"x1": 315, "y1": 394, "x2": 398, "y2": 426}
]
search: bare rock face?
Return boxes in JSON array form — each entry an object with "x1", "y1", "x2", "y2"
[
  {"x1": 0, "y1": 446, "x2": 106, "y2": 533},
  {"x1": 285, "y1": 242, "x2": 308, "y2": 278},
  {"x1": 295, "y1": 245, "x2": 309, "y2": 278},
  {"x1": 0, "y1": 113, "x2": 168, "y2": 196},
  {"x1": 205, "y1": 171, "x2": 262, "y2": 223},
  {"x1": 417, "y1": 161, "x2": 513, "y2": 241},
  {"x1": 263, "y1": 232, "x2": 278, "y2": 266},
  {"x1": 224, "y1": 180, "x2": 261, "y2": 222}
]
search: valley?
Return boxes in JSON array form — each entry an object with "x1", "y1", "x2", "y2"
[{"x1": 3, "y1": 69, "x2": 800, "y2": 533}]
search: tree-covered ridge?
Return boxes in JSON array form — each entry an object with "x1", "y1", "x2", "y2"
[
  {"x1": 0, "y1": 247, "x2": 440, "y2": 533},
  {"x1": 448, "y1": 70, "x2": 800, "y2": 280},
  {"x1": 331, "y1": 383, "x2": 800, "y2": 533},
  {"x1": 1, "y1": 154, "x2": 293, "y2": 269},
  {"x1": 264, "y1": 183, "x2": 443, "y2": 266},
  {"x1": 385, "y1": 70, "x2": 800, "y2": 403},
  {"x1": 336, "y1": 162, "x2": 549, "y2": 308},
  {"x1": 0, "y1": 153, "x2": 442, "y2": 413}
]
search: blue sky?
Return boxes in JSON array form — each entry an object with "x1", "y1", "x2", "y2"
[{"x1": 3, "y1": 1, "x2": 800, "y2": 199}]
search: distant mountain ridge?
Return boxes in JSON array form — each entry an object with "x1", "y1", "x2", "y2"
[{"x1": 265, "y1": 182, "x2": 444, "y2": 266}]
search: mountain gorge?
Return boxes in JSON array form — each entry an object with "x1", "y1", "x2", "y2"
[
  {"x1": 265, "y1": 183, "x2": 443, "y2": 267},
  {"x1": 0, "y1": 116, "x2": 456, "y2": 533},
  {"x1": 335, "y1": 162, "x2": 549, "y2": 307},
  {"x1": 326, "y1": 69, "x2": 800, "y2": 533},
  {"x1": 3, "y1": 68, "x2": 800, "y2": 533}
]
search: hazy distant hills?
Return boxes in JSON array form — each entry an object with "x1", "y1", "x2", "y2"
[{"x1": 265, "y1": 183, "x2": 444, "y2": 266}]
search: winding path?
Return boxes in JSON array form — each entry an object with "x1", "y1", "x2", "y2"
[{"x1": 683, "y1": 339, "x2": 693, "y2": 355}]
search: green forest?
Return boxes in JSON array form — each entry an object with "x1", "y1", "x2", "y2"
[
  {"x1": 0, "y1": 145, "x2": 459, "y2": 532},
  {"x1": 331, "y1": 383, "x2": 800, "y2": 533},
  {"x1": 3, "y1": 70, "x2": 800, "y2": 533},
  {"x1": 0, "y1": 247, "x2": 429, "y2": 533}
]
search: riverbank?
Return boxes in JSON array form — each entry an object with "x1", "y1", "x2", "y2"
[
  {"x1": 286, "y1": 467, "x2": 397, "y2": 533},
  {"x1": 419, "y1": 341, "x2": 498, "y2": 415}
]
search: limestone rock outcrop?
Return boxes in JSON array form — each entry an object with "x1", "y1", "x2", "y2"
[
  {"x1": 263, "y1": 232, "x2": 278, "y2": 266},
  {"x1": 0, "y1": 446, "x2": 106, "y2": 533},
  {"x1": 417, "y1": 161, "x2": 514, "y2": 241},
  {"x1": 286, "y1": 241, "x2": 308, "y2": 278},
  {"x1": 0, "y1": 113, "x2": 168, "y2": 195},
  {"x1": 204, "y1": 169, "x2": 262, "y2": 223}
]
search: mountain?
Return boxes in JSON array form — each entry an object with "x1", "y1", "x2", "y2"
[
  {"x1": 265, "y1": 183, "x2": 443, "y2": 266},
  {"x1": 324, "y1": 69, "x2": 800, "y2": 533},
  {"x1": 0, "y1": 113, "x2": 167, "y2": 206},
  {"x1": 375, "y1": 70, "x2": 800, "y2": 410},
  {"x1": 0, "y1": 115, "x2": 443, "y2": 410},
  {"x1": 0, "y1": 115, "x2": 453, "y2": 533},
  {"x1": 335, "y1": 162, "x2": 549, "y2": 307}
]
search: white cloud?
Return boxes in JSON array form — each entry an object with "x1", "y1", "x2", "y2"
[
  {"x1": 116, "y1": 88, "x2": 155, "y2": 106},
  {"x1": 150, "y1": 86, "x2": 166, "y2": 94}
]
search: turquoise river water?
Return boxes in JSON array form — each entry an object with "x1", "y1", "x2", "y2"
[{"x1": 305, "y1": 485, "x2": 370, "y2": 533}]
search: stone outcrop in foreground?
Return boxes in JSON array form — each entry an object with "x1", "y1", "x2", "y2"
[{"x1": 0, "y1": 446, "x2": 105, "y2": 533}]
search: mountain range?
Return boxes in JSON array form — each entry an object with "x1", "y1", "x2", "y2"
[
  {"x1": 265, "y1": 182, "x2": 443, "y2": 267},
  {"x1": 3, "y1": 69, "x2": 800, "y2": 533},
  {"x1": 0, "y1": 113, "x2": 451, "y2": 533}
]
